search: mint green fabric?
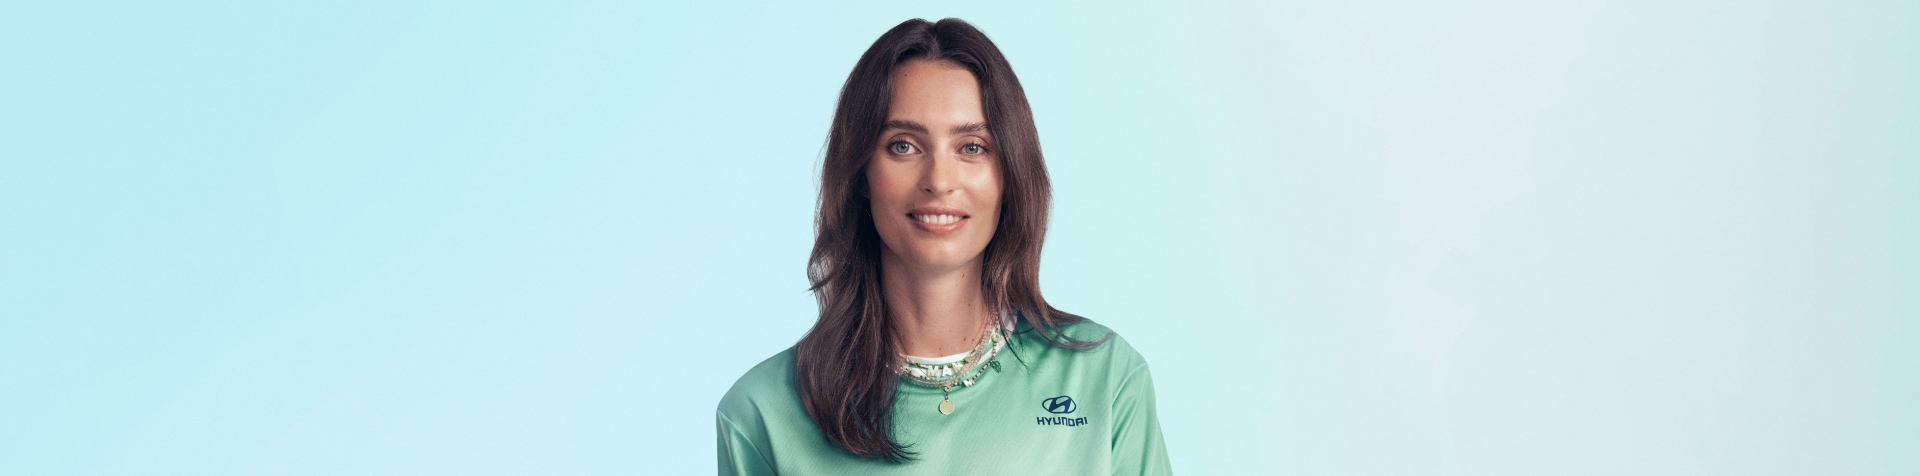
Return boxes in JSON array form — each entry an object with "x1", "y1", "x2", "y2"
[{"x1": 716, "y1": 321, "x2": 1171, "y2": 475}]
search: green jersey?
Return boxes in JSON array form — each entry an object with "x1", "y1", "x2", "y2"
[{"x1": 716, "y1": 320, "x2": 1171, "y2": 475}]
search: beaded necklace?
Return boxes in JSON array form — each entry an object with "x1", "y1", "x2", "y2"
[{"x1": 898, "y1": 322, "x2": 1005, "y2": 415}]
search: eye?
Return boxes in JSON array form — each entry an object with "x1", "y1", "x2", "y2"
[
  {"x1": 961, "y1": 143, "x2": 988, "y2": 155},
  {"x1": 889, "y1": 141, "x2": 917, "y2": 155}
]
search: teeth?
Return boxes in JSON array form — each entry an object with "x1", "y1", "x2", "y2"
[{"x1": 913, "y1": 214, "x2": 962, "y2": 225}]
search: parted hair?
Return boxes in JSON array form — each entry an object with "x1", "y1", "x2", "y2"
[{"x1": 793, "y1": 18, "x2": 1099, "y2": 462}]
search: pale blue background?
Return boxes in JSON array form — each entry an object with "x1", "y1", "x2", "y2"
[{"x1": 3, "y1": 1, "x2": 1915, "y2": 474}]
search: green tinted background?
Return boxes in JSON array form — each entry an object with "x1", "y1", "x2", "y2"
[{"x1": 3, "y1": 0, "x2": 1915, "y2": 474}]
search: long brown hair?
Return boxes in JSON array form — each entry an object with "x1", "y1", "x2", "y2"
[{"x1": 793, "y1": 18, "x2": 1099, "y2": 462}]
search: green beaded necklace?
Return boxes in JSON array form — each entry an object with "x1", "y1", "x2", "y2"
[{"x1": 898, "y1": 323, "x2": 1005, "y2": 415}]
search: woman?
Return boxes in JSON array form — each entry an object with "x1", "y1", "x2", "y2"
[{"x1": 716, "y1": 18, "x2": 1171, "y2": 475}]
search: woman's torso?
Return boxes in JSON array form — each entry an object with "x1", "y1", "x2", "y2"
[{"x1": 716, "y1": 321, "x2": 1162, "y2": 475}]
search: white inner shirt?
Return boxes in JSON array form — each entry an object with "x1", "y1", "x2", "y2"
[{"x1": 901, "y1": 351, "x2": 972, "y2": 366}]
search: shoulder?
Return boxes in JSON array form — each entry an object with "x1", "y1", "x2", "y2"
[
  {"x1": 1035, "y1": 319, "x2": 1147, "y2": 357},
  {"x1": 717, "y1": 346, "x2": 800, "y2": 424},
  {"x1": 1013, "y1": 318, "x2": 1151, "y2": 381}
]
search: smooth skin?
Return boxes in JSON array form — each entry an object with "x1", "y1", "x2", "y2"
[{"x1": 868, "y1": 59, "x2": 1004, "y2": 359}]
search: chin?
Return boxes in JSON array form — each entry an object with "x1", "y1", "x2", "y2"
[{"x1": 902, "y1": 246, "x2": 985, "y2": 271}]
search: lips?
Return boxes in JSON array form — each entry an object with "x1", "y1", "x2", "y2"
[{"x1": 908, "y1": 207, "x2": 969, "y2": 234}]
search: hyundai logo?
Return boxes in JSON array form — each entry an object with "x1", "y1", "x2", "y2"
[{"x1": 1042, "y1": 395, "x2": 1076, "y2": 414}]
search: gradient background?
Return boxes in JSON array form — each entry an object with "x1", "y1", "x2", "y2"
[{"x1": 4, "y1": 1, "x2": 1916, "y2": 474}]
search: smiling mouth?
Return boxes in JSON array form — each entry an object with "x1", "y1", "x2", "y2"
[
  {"x1": 907, "y1": 208, "x2": 970, "y2": 233},
  {"x1": 911, "y1": 213, "x2": 966, "y2": 225}
]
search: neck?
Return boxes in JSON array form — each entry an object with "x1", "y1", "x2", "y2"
[{"x1": 881, "y1": 250, "x2": 993, "y2": 358}]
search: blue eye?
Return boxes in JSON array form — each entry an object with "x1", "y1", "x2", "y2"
[
  {"x1": 961, "y1": 143, "x2": 986, "y2": 155},
  {"x1": 890, "y1": 141, "x2": 915, "y2": 154}
]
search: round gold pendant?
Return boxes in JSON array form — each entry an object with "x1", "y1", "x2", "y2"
[{"x1": 938, "y1": 399, "x2": 954, "y2": 415}]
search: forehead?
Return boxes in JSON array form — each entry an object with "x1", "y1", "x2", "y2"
[{"x1": 887, "y1": 60, "x2": 985, "y2": 126}]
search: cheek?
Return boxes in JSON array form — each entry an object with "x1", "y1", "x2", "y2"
[
  {"x1": 977, "y1": 163, "x2": 1005, "y2": 209},
  {"x1": 865, "y1": 164, "x2": 907, "y2": 206},
  {"x1": 970, "y1": 165, "x2": 1006, "y2": 229}
]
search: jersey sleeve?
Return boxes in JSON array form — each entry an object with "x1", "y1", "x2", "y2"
[
  {"x1": 717, "y1": 411, "x2": 777, "y2": 476},
  {"x1": 1110, "y1": 363, "x2": 1173, "y2": 476}
]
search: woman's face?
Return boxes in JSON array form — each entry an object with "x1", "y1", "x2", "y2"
[{"x1": 867, "y1": 60, "x2": 1003, "y2": 274}]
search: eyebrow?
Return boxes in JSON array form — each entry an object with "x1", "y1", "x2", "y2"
[
  {"x1": 882, "y1": 120, "x2": 927, "y2": 133},
  {"x1": 883, "y1": 120, "x2": 990, "y2": 135},
  {"x1": 949, "y1": 122, "x2": 988, "y2": 134}
]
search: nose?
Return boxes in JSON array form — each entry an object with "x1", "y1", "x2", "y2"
[{"x1": 921, "y1": 147, "x2": 957, "y2": 196}]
